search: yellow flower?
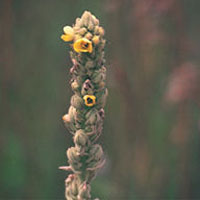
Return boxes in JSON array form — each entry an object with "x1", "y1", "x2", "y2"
[
  {"x1": 83, "y1": 95, "x2": 96, "y2": 107},
  {"x1": 61, "y1": 26, "x2": 74, "y2": 42},
  {"x1": 73, "y1": 38, "x2": 93, "y2": 53}
]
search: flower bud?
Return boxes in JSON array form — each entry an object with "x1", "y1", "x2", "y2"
[
  {"x1": 62, "y1": 114, "x2": 70, "y2": 123},
  {"x1": 78, "y1": 27, "x2": 87, "y2": 35},
  {"x1": 65, "y1": 187, "x2": 76, "y2": 200},
  {"x1": 89, "y1": 144, "x2": 104, "y2": 161},
  {"x1": 65, "y1": 175, "x2": 80, "y2": 199},
  {"x1": 92, "y1": 35, "x2": 100, "y2": 45},
  {"x1": 88, "y1": 21, "x2": 94, "y2": 31},
  {"x1": 85, "y1": 32, "x2": 93, "y2": 40},
  {"x1": 85, "y1": 109, "x2": 100, "y2": 125},
  {"x1": 91, "y1": 70, "x2": 106, "y2": 84},
  {"x1": 74, "y1": 129, "x2": 88, "y2": 146},
  {"x1": 65, "y1": 174, "x2": 75, "y2": 185},
  {"x1": 75, "y1": 18, "x2": 82, "y2": 27},
  {"x1": 81, "y1": 11, "x2": 91, "y2": 26},
  {"x1": 71, "y1": 95, "x2": 83, "y2": 109},
  {"x1": 62, "y1": 114, "x2": 76, "y2": 134},
  {"x1": 70, "y1": 180, "x2": 78, "y2": 195},
  {"x1": 68, "y1": 106, "x2": 76, "y2": 122},
  {"x1": 81, "y1": 79, "x2": 94, "y2": 96},
  {"x1": 98, "y1": 27, "x2": 105, "y2": 36},
  {"x1": 94, "y1": 26, "x2": 100, "y2": 35},
  {"x1": 92, "y1": 16, "x2": 99, "y2": 26},
  {"x1": 71, "y1": 80, "x2": 79, "y2": 92},
  {"x1": 67, "y1": 147, "x2": 80, "y2": 163},
  {"x1": 84, "y1": 79, "x2": 93, "y2": 89},
  {"x1": 77, "y1": 183, "x2": 91, "y2": 200}
]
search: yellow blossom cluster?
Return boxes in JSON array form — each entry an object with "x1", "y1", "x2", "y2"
[{"x1": 60, "y1": 11, "x2": 104, "y2": 54}]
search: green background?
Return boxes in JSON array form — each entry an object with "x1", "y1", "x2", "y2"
[{"x1": 1, "y1": 0, "x2": 200, "y2": 199}]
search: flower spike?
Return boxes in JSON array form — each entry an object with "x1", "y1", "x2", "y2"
[{"x1": 60, "y1": 11, "x2": 107, "y2": 200}]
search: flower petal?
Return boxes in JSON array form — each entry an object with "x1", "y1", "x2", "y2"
[{"x1": 61, "y1": 34, "x2": 74, "y2": 42}]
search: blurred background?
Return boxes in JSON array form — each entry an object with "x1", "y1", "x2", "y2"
[{"x1": 1, "y1": 0, "x2": 200, "y2": 199}]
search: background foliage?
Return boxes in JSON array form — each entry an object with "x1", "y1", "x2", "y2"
[{"x1": 1, "y1": 0, "x2": 200, "y2": 199}]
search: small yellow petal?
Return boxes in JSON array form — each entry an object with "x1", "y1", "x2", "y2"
[
  {"x1": 88, "y1": 44, "x2": 93, "y2": 53},
  {"x1": 61, "y1": 34, "x2": 74, "y2": 42},
  {"x1": 73, "y1": 38, "x2": 93, "y2": 53},
  {"x1": 61, "y1": 26, "x2": 74, "y2": 42}
]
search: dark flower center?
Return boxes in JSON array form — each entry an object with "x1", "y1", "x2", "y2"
[
  {"x1": 87, "y1": 97, "x2": 93, "y2": 104},
  {"x1": 82, "y1": 42, "x2": 89, "y2": 49}
]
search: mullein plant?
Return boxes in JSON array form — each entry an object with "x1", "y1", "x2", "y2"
[{"x1": 59, "y1": 11, "x2": 107, "y2": 200}]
